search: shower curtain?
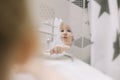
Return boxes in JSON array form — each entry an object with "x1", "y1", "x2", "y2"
[{"x1": 89, "y1": 0, "x2": 120, "y2": 80}]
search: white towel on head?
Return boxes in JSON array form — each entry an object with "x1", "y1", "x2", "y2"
[{"x1": 51, "y1": 17, "x2": 64, "y2": 47}]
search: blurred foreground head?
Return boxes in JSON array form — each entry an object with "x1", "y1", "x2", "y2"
[{"x1": 0, "y1": 0, "x2": 39, "y2": 80}]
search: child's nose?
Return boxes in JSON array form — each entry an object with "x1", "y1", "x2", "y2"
[{"x1": 63, "y1": 31, "x2": 67, "y2": 35}]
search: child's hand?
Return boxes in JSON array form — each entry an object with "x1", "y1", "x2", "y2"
[
  {"x1": 50, "y1": 45, "x2": 70, "y2": 54},
  {"x1": 50, "y1": 46, "x2": 65, "y2": 54}
]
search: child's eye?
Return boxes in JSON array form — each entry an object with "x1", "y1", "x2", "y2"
[
  {"x1": 67, "y1": 30, "x2": 71, "y2": 32},
  {"x1": 61, "y1": 30, "x2": 64, "y2": 32}
]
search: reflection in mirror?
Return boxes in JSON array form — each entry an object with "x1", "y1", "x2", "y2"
[{"x1": 38, "y1": 0, "x2": 92, "y2": 64}]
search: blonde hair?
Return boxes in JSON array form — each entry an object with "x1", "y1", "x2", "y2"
[
  {"x1": 0, "y1": 0, "x2": 37, "y2": 80},
  {"x1": 60, "y1": 22, "x2": 70, "y2": 30}
]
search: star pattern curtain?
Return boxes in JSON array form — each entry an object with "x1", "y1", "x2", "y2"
[{"x1": 89, "y1": 0, "x2": 120, "y2": 80}]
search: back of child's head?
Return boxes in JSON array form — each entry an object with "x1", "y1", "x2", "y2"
[{"x1": 0, "y1": 0, "x2": 39, "y2": 80}]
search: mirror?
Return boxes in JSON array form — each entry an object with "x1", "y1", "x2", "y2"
[{"x1": 38, "y1": 0, "x2": 91, "y2": 64}]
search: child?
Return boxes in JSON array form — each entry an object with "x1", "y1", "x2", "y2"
[{"x1": 50, "y1": 22, "x2": 74, "y2": 54}]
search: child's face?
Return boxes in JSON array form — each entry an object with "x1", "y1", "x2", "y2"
[{"x1": 60, "y1": 24, "x2": 73, "y2": 46}]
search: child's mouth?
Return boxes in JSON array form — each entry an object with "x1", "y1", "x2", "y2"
[{"x1": 63, "y1": 36, "x2": 68, "y2": 39}]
